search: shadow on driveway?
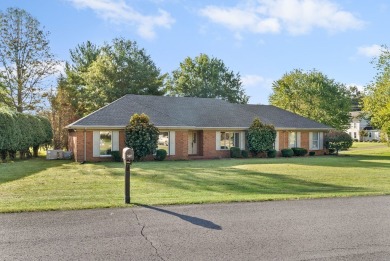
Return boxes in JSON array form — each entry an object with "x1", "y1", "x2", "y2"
[{"x1": 136, "y1": 204, "x2": 222, "y2": 230}]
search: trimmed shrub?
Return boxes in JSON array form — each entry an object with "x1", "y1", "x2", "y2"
[
  {"x1": 230, "y1": 147, "x2": 241, "y2": 158},
  {"x1": 267, "y1": 149, "x2": 277, "y2": 158},
  {"x1": 247, "y1": 118, "x2": 276, "y2": 156},
  {"x1": 325, "y1": 130, "x2": 353, "y2": 155},
  {"x1": 281, "y1": 148, "x2": 294, "y2": 157},
  {"x1": 111, "y1": 151, "x2": 121, "y2": 162},
  {"x1": 241, "y1": 150, "x2": 249, "y2": 158},
  {"x1": 292, "y1": 147, "x2": 308, "y2": 156},
  {"x1": 353, "y1": 139, "x2": 359, "y2": 142},
  {"x1": 309, "y1": 151, "x2": 315, "y2": 156},
  {"x1": 125, "y1": 113, "x2": 159, "y2": 161},
  {"x1": 0, "y1": 108, "x2": 53, "y2": 161},
  {"x1": 154, "y1": 149, "x2": 167, "y2": 161}
]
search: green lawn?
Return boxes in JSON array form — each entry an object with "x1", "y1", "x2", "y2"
[
  {"x1": 350, "y1": 141, "x2": 387, "y2": 149},
  {"x1": 1, "y1": 144, "x2": 390, "y2": 213}
]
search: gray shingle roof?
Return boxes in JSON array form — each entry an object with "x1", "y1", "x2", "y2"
[{"x1": 67, "y1": 94, "x2": 332, "y2": 130}]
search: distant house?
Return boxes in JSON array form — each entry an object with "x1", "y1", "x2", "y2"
[
  {"x1": 346, "y1": 111, "x2": 380, "y2": 141},
  {"x1": 66, "y1": 95, "x2": 332, "y2": 162}
]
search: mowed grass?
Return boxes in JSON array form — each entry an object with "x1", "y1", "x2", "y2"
[{"x1": 1, "y1": 143, "x2": 390, "y2": 213}]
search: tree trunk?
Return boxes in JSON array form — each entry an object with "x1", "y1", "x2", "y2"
[{"x1": 33, "y1": 146, "x2": 39, "y2": 157}]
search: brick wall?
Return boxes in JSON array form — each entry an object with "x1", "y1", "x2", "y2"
[
  {"x1": 174, "y1": 130, "x2": 189, "y2": 160},
  {"x1": 69, "y1": 129, "x2": 325, "y2": 162},
  {"x1": 201, "y1": 130, "x2": 230, "y2": 158},
  {"x1": 277, "y1": 130, "x2": 325, "y2": 154}
]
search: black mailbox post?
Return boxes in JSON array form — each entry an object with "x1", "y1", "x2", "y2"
[{"x1": 122, "y1": 147, "x2": 134, "y2": 204}]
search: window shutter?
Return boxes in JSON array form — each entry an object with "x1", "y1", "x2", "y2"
[
  {"x1": 319, "y1": 132, "x2": 324, "y2": 149},
  {"x1": 93, "y1": 131, "x2": 100, "y2": 157},
  {"x1": 297, "y1": 132, "x2": 301, "y2": 147},
  {"x1": 240, "y1": 132, "x2": 245, "y2": 150},
  {"x1": 169, "y1": 131, "x2": 175, "y2": 156},
  {"x1": 309, "y1": 132, "x2": 313, "y2": 150},
  {"x1": 216, "y1": 131, "x2": 221, "y2": 150},
  {"x1": 112, "y1": 131, "x2": 119, "y2": 151},
  {"x1": 275, "y1": 131, "x2": 279, "y2": 151}
]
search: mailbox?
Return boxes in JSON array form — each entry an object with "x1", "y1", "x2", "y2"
[
  {"x1": 123, "y1": 147, "x2": 134, "y2": 204},
  {"x1": 122, "y1": 147, "x2": 134, "y2": 164}
]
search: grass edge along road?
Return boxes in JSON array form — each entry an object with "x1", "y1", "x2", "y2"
[{"x1": 1, "y1": 143, "x2": 390, "y2": 213}]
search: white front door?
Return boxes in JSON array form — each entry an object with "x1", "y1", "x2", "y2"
[{"x1": 188, "y1": 131, "x2": 197, "y2": 155}]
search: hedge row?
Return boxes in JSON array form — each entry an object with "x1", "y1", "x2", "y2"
[{"x1": 0, "y1": 108, "x2": 53, "y2": 160}]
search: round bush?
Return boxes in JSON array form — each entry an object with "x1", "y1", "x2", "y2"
[
  {"x1": 292, "y1": 147, "x2": 308, "y2": 156},
  {"x1": 267, "y1": 149, "x2": 277, "y2": 158},
  {"x1": 154, "y1": 149, "x2": 167, "y2": 161},
  {"x1": 309, "y1": 151, "x2": 315, "y2": 156},
  {"x1": 111, "y1": 151, "x2": 121, "y2": 162},
  {"x1": 281, "y1": 148, "x2": 294, "y2": 157},
  {"x1": 230, "y1": 147, "x2": 241, "y2": 158},
  {"x1": 241, "y1": 150, "x2": 249, "y2": 158}
]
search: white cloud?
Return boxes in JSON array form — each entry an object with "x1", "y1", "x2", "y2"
[
  {"x1": 347, "y1": 83, "x2": 365, "y2": 92},
  {"x1": 54, "y1": 61, "x2": 67, "y2": 76},
  {"x1": 200, "y1": 0, "x2": 364, "y2": 36},
  {"x1": 67, "y1": 0, "x2": 175, "y2": 39},
  {"x1": 200, "y1": 5, "x2": 280, "y2": 34},
  {"x1": 242, "y1": 74, "x2": 265, "y2": 86},
  {"x1": 242, "y1": 74, "x2": 273, "y2": 104},
  {"x1": 357, "y1": 44, "x2": 383, "y2": 58}
]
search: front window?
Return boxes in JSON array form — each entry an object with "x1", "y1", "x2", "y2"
[
  {"x1": 288, "y1": 132, "x2": 297, "y2": 148},
  {"x1": 100, "y1": 131, "x2": 112, "y2": 155},
  {"x1": 353, "y1": 132, "x2": 357, "y2": 139},
  {"x1": 311, "y1": 132, "x2": 319, "y2": 150},
  {"x1": 158, "y1": 132, "x2": 169, "y2": 153},
  {"x1": 220, "y1": 132, "x2": 240, "y2": 150}
]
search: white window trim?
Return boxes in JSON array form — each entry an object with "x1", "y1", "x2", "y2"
[
  {"x1": 288, "y1": 132, "x2": 296, "y2": 148},
  {"x1": 157, "y1": 130, "x2": 176, "y2": 156},
  {"x1": 216, "y1": 131, "x2": 244, "y2": 150},
  {"x1": 309, "y1": 132, "x2": 320, "y2": 150},
  {"x1": 93, "y1": 130, "x2": 119, "y2": 158},
  {"x1": 169, "y1": 131, "x2": 176, "y2": 156},
  {"x1": 274, "y1": 131, "x2": 279, "y2": 151}
]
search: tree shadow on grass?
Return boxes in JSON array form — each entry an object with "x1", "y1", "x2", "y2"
[
  {"x1": 134, "y1": 203, "x2": 222, "y2": 230},
  {"x1": 152, "y1": 169, "x2": 368, "y2": 196},
  {"x1": 0, "y1": 157, "x2": 72, "y2": 184}
]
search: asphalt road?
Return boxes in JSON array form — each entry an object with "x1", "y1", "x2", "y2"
[{"x1": 1, "y1": 196, "x2": 390, "y2": 260}]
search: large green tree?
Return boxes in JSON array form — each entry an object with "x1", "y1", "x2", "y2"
[
  {"x1": 363, "y1": 45, "x2": 390, "y2": 141},
  {"x1": 0, "y1": 8, "x2": 58, "y2": 112},
  {"x1": 269, "y1": 69, "x2": 351, "y2": 130},
  {"x1": 65, "y1": 38, "x2": 166, "y2": 115},
  {"x1": 167, "y1": 53, "x2": 249, "y2": 104}
]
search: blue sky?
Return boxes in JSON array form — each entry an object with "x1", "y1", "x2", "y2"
[{"x1": 1, "y1": 0, "x2": 389, "y2": 104}]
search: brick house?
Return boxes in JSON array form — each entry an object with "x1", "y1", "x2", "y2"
[{"x1": 66, "y1": 95, "x2": 332, "y2": 162}]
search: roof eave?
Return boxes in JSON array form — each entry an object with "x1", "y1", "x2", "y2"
[{"x1": 66, "y1": 125, "x2": 332, "y2": 131}]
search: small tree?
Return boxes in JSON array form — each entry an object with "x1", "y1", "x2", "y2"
[
  {"x1": 324, "y1": 130, "x2": 353, "y2": 155},
  {"x1": 247, "y1": 118, "x2": 276, "y2": 156},
  {"x1": 0, "y1": 8, "x2": 58, "y2": 112},
  {"x1": 125, "y1": 113, "x2": 159, "y2": 161},
  {"x1": 359, "y1": 129, "x2": 368, "y2": 142}
]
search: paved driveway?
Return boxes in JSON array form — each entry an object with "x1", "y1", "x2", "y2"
[{"x1": 1, "y1": 196, "x2": 390, "y2": 260}]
